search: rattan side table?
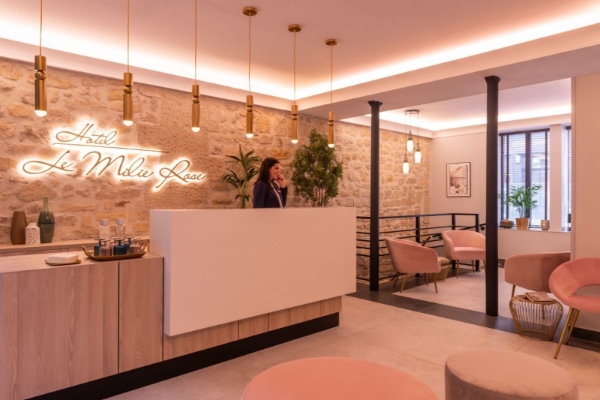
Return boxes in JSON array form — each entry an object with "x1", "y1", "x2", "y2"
[{"x1": 509, "y1": 295, "x2": 563, "y2": 341}]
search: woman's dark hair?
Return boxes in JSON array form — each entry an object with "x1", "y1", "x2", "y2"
[{"x1": 255, "y1": 157, "x2": 280, "y2": 185}]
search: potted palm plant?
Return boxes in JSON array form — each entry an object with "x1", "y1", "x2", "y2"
[
  {"x1": 500, "y1": 184, "x2": 542, "y2": 230},
  {"x1": 221, "y1": 145, "x2": 261, "y2": 209}
]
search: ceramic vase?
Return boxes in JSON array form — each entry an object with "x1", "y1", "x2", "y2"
[
  {"x1": 26, "y1": 222, "x2": 41, "y2": 245},
  {"x1": 38, "y1": 197, "x2": 55, "y2": 243},
  {"x1": 10, "y1": 211, "x2": 27, "y2": 245}
]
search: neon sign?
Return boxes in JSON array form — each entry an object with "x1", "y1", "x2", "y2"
[{"x1": 19, "y1": 123, "x2": 206, "y2": 191}]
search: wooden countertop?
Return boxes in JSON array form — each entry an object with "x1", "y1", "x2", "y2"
[{"x1": 0, "y1": 252, "x2": 163, "y2": 274}]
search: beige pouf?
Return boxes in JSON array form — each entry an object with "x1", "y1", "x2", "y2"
[
  {"x1": 243, "y1": 357, "x2": 437, "y2": 400},
  {"x1": 446, "y1": 350, "x2": 578, "y2": 400}
]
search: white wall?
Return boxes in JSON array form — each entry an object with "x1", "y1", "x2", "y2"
[
  {"x1": 430, "y1": 124, "x2": 571, "y2": 259},
  {"x1": 571, "y1": 73, "x2": 600, "y2": 332}
]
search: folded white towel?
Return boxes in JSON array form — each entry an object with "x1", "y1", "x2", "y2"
[{"x1": 47, "y1": 253, "x2": 79, "y2": 264}]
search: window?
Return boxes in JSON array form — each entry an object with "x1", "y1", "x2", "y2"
[
  {"x1": 562, "y1": 126, "x2": 572, "y2": 231},
  {"x1": 499, "y1": 130, "x2": 549, "y2": 227}
]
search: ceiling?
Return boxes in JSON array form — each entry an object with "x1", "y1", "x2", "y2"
[{"x1": 1, "y1": 0, "x2": 599, "y2": 132}]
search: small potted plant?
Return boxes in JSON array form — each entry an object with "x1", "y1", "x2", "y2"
[
  {"x1": 221, "y1": 145, "x2": 261, "y2": 209},
  {"x1": 500, "y1": 184, "x2": 542, "y2": 230}
]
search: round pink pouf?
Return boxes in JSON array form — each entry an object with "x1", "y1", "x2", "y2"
[{"x1": 242, "y1": 356, "x2": 438, "y2": 400}]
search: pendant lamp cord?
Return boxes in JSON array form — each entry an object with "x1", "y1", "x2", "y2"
[
  {"x1": 39, "y1": 0, "x2": 43, "y2": 56},
  {"x1": 330, "y1": 44, "x2": 333, "y2": 112},
  {"x1": 293, "y1": 31, "x2": 296, "y2": 105},
  {"x1": 194, "y1": 0, "x2": 197, "y2": 84},
  {"x1": 127, "y1": 0, "x2": 130, "y2": 73},
  {"x1": 248, "y1": 14, "x2": 251, "y2": 95}
]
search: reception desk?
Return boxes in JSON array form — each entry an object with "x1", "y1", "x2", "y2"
[{"x1": 151, "y1": 207, "x2": 356, "y2": 350}]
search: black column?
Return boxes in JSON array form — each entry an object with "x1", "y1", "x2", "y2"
[
  {"x1": 369, "y1": 100, "x2": 382, "y2": 291},
  {"x1": 485, "y1": 76, "x2": 500, "y2": 316}
]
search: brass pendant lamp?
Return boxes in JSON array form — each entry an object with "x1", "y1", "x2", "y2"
[
  {"x1": 289, "y1": 24, "x2": 301, "y2": 144},
  {"x1": 123, "y1": 0, "x2": 133, "y2": 126},
  {"x1": 414, "y1": 110, "x2": 422, "y2": 163},
  {"x1": 34, "y1": 0, "x2": 47, "y2": 117},
  {"x1": 243, "y1": 6, "x2": 257, "y2": 139},
  {"x1": 326, "y1": 38, "x2": 337, "y2": 148},
  {"x1": 191, "y1": 0, "x2": 201, "y2": 133}
]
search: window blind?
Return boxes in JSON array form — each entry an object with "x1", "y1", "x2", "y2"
[{"x1": 562, "y1": 127, "x2": 572, "y2": 230}]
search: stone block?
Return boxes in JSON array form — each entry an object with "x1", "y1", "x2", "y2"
[
  {"x1": 8, "y1": 104, "x2": 32, "y2": 118},
  {"x1": 0, "y1": 61, "x2": 23, "y2": 80},
  {"x1": 15, "y1": 181, "x2": 57, "y2": 202}
]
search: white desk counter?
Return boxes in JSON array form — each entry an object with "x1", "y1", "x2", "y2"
[{"x1": 150, "y1": 207, "x2": 356, "y2": 336}]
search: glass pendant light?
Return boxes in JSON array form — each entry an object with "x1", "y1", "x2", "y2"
[
  {"x1": 289, "y1": 24, "x2": 301, "y2": 144},
  {"x1": 243, "y1": 7, "x2": 257, "y2": 139},
  {"x1": 191, "y1": 0, "x2": 201, "y2": 133},
  {"x1": 405, "y1": 109, "x2": 414, "y2": 153},
  {"x1": 413, "y1": 110, "x2": 422, "y2": 163},
  {"x1": 34, "y1": 0, "x2": 47, "y2": 117},
  {"x1": 402, "y1": 153, "x2": 410, "y2": 174},
  {"x1": 326, "y1": 39, "x2": 337, "y2": 148},
  {"x1": 123, "y1": 0, "x2": 133, "y2": 126}
]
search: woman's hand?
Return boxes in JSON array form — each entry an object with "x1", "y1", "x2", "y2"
[{"x1": 276, "y1": 175, "x2": 286, "y2": 188}]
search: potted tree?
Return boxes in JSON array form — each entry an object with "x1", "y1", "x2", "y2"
[
  {"x1": 500, "y1": 184, "x2": 542, "y2": 230},
  {"x1": 221, "y1": 145, "x2": 261, "y2": 209},
  {"x1": 291, "y1": 129, "x2": 343, "y2": 207}
]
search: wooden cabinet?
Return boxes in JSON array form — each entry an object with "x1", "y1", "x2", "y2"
[{"x1": 0, "y1": 260, "x2": 119, "y2": 400}]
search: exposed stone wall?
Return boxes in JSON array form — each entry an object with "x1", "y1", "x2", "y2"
[{"x1": 0, "y1": 57, "x2": 430, "y2": 278}]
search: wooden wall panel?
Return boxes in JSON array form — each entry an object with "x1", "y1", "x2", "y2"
[
  {"x1": 0, "y1": 263, "x2": 118, "y2": 400},
  {"x1": 119, "y1": 257, "x2": 164, "y2": 373},
  {"x1": 269, "y1": 301, "x2": 322, "y2": 331},
  {"x1": 163, "y1": 321, "x2": 238, "y2": 360},
  {"x1": 320, "y1": 296, "x2": 342, "y2": 316},
  {"x1": 239, "y1": 314, "x2": 269, "y2": 339}
]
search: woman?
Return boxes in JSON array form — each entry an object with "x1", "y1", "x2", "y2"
[{"x1": 253, "y1": 157, "x2": 287, "y2": 208}]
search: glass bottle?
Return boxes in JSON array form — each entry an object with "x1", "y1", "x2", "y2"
[
  {"x1": 115, "y1": 218, "x2": 125, "y2": 239},
  {"x1": 114, "y1": 238, "x2": 127, "y2": 255},
  {"x1": 125, "y1": 237, "x2": 134, "y2": 254},
  {"x1": 94, "y1": 238, "x2": 103, "y2": 257},
  {"x1": 38, "y1": 197, "x2": 55, "y2": 243},
  {"x1": 99, "y1": 219, "x2": 110, "y2": 240},
  {"x1": 128, "y1": 239, "x2": 142, "y2": 254},
  {"x1": 99, "y1": 240, "x2": 113, "y2": 257}
]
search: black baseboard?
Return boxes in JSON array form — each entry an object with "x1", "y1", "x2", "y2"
[
  {"x1": 29, "y1": 313, "x2": 339, "y2": 400},
  {"x1": 571, "y1": 326, "x2": 600, "y2": 344}
]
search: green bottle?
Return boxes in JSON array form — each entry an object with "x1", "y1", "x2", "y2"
[{"x1": 38, "y1": 197, "x2": 55, "y2": 243}]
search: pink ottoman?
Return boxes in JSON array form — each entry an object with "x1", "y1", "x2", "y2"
[{"x1": 242, "y1": 356, "x2": 437, "y2": 400}]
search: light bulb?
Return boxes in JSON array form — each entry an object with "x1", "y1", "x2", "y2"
[
  {"x1": 123, "y1": 120, "x2": 133, "y2": 127},
  {"x1": 415, "y1": 151, "x2": 422, "y2": 164},
  {"x1": 35, "y1": 109, "x2": 47, "y2": 117},
  {"x1": 246, "y1": 133, "x2": 254, "y2": 139},
  {"x1": 291, "y1": 139, "x2": 298, "y2": 144},
  {"x1": 192, "y1": 127, "x2": 201, "y2": 133},
  {"x1": 407, "y1": 138, "x2": 414, "y2": 153},
  {"x1": 402, "y1": 161, "x2": 410, "y2": 174},
  {"x1": 328, "y1": 143, "x2": 335, "y2": 148}
]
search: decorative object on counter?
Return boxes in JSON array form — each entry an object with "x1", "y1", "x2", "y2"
[
  {"x1": 128, "y1": 238, "x2": 144, "y2": 254},
  {"x1": 26, "y1": 222, "x2": 41, "y2": 244},
  {"x1": 291, "y1": 129, "x2": 343, "y2": 207},
  {"x1": 99, "y1": 219, "x2": 110, "y2": 239},
  {"x1": 94, "y1": 238, "x2": 103, "y2": 257},
  {"x1": 114, "y1": 238, "x2": 127, "y2": 255},
  {"x1": 499, "y1": 184, "x2": 542, "y2": 230},
  {"x1": 221, "y1": 145, "x2": 261, "y2": 209},
  {"x1": 10, "y1": 211, "x2": 27, "y2": 245},
  {"x1": 82, "y1": 243, "x2": 146, "y2": 261},
  {"x1": 38, "y1": 196, "x2": 55, "y2": 243},
  {"x1": 124, "y1": 237, "x2": 134, "y2": 253},
  {"x1": 541, "y1": 219, "x2": 550, "y2": 231},
  {"x1": 115, "y1": 218, "x2": 126, "y2": 238},
  {"x1": 100, "y1": 240, "x2": 113, "y2": 257},
  {"x1": 46, "y1": 253, "x2": 81, "y2": 267},
  {"x1": 500, "y1": 219, "x2": 514, "y2": 229}
]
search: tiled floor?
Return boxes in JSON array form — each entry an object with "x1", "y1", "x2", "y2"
[
  {"x1": 110, "y1": 296, "x2": 600, "y2": 400},
  {"x1": 393, "y1": 268, "x2": 566, "y2": 318}
]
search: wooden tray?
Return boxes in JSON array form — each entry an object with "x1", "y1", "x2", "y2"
[
  {"x1": 82, "y1": 246, "x2": 146, "y2": 261},
  {"x1": 45, "y1": 259, "x2": 82, "y2": 267}
]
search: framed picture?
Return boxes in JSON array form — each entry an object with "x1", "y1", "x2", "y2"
[{"x1": 446, "y1": 162, "x2": 471, "y2": 197}]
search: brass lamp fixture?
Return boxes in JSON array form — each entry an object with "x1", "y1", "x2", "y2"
[
  {"x1": 289, "y1": 24, "x2": 301, "y2": 144},
  {"x1": 34, "y1": 0, "x2": 47, "y2": 117},
  {"x1": 191, "y1": 0, "x2": 201, "y2": 133},
  {"x1": 402, "y1": 153, "x2": 410, "y2": 174},
  {"x1": 413, "y1": 110, "x2": 422, "y2": 163},
  {"x1": 123, "y1": 0, "x2": 133, "y2": 126},
  {"x1": 405, "y1": 109, "x2": 414, "y2": 153},
  {"x1": 326, "y1": 38, "x2": 337, "y2": 148},
  {"x1": 243, "y1": 6, "x2": 257, "y2": 139}
]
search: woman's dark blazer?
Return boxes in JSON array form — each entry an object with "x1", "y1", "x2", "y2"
[{"x1": 253, "y1": 181, "x2": 287, "y2": 208}]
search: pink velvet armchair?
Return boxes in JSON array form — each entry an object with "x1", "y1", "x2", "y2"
[
  {"x1": 504, "y1": 252, "x2": 570, "y2": 298},
  {"x1": 550, "y1": 258, "x2": 600, "y2": 358},
  {"x1": 442, "y1": 230, "x2": 486, "y2": 278},
  {"x1": 385, "y1": 238, "x2": 442, "y2": 293}
]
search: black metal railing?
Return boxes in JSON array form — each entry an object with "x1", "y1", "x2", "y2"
[{"x1": 356, "y1": 213, "x2": 484, "y2": 282}]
